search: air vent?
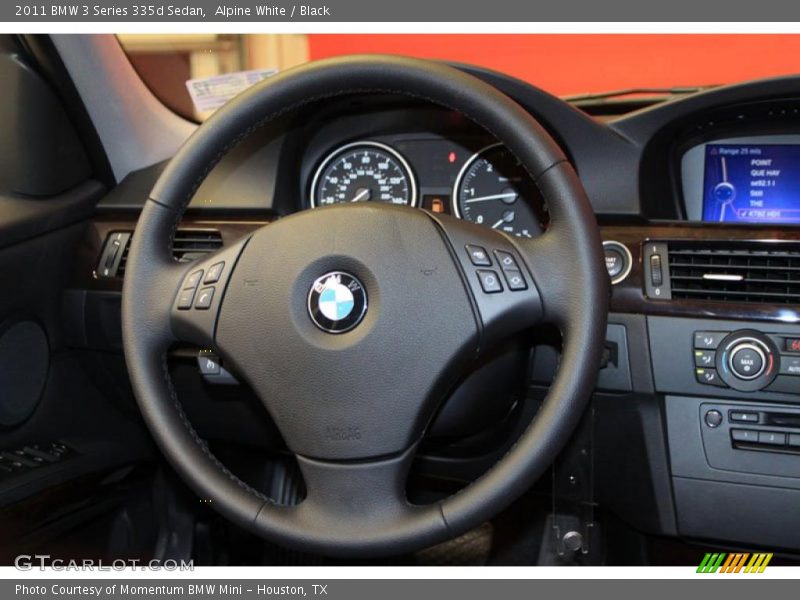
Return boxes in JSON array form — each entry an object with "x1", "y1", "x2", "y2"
[
  {"x1": 98, "y1": 229, "x2": 223, "y2": 278},
  {"x1": 171, "y1": 229, "x2": 223, "y2": 262},
  {"x1": 667, "y1": 242, "x2": 800, "y2": 304}
]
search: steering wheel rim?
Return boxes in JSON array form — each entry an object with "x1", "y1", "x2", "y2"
[{"x1": 121, "y1": 55, "x2": 608, "y2": 557}]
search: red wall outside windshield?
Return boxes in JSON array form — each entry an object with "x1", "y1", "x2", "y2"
[{"x1": 307, "y1": 34, "x2": 800, "y2": 97}]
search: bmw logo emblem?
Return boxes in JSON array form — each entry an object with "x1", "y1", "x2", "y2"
[{"x1": 307, "y1": 271, "x2": 367, "y2": 334}]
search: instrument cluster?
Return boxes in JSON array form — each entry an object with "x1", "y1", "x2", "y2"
[{"x1": 307, "y1": 136, "x2": 548, "y2": 238}]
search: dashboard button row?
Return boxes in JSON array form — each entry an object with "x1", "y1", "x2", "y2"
[{"x1": 731, "y1": 428, "x2": 800, "y2": 448}]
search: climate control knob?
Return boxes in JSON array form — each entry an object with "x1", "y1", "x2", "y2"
[
  {"x1": 729, "y1": 343, "x2": 766, "y2": 380},
  {"x1": 715, "y1": 330, "x2": 778, "y2": 392}
]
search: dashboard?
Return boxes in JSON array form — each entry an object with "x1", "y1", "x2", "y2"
[{"x1": 81, "y1": 67, "x2": 800, "y2": 554}]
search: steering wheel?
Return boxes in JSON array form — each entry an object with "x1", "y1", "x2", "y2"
[{"x1": 121, "y1": 56, "x2": 608, "y2": 557}]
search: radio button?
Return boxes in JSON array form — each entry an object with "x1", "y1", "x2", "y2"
[
  {"x1": 731, "y1": 429, "x2": 758, "y2": 443},
  {"x1": 729, "y1": 411, "x2": 759, "y2": 423},
  {"x1": 758, "y1": 431, "x2": 786, "y2": 446}
]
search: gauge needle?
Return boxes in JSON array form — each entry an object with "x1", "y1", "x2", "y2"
[
  {"x1": 491, "y1": 211, "x2": 516, "y2": 229},
  {"x1": 350, "y1": 188, "x2": 371, "y2": 203},
  {"x1": 465, "y1": 192, "x2": 517, "y2": 204}
]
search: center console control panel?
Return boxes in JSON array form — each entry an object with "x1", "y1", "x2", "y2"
[
  {"x1": 693, "y1": 328, "x2": 800, "y2": 394},
  {"x1": 648, "y1": 316, "x2": 800, "y2": 402}
]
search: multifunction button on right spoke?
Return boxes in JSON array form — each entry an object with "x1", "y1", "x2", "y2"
[
  {"x1": 476, "y1": 270, "x2": 503, "y2": 293},
  {"x1": 462, "y1": 245, "x2": 528, "y2": 294},
  {"x1": 466, "y1": 245, "x2": 492, "y2": 267},
  {"x1": 494, "y1": 250, "x2": 527, "y2": 291}
]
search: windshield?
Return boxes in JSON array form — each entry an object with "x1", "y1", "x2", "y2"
[{"x1": 118, "y1": 34, "x2": 800, "y2": 121}]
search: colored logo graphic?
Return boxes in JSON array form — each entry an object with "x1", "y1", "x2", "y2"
[
  {"x1": 307, "y1": 271, "x2": 367, "y2": 334},
  {"x1": 317, "y1": 280, "x2": 355, "y2": 321},
  {"x1": 697, "y1": 552, "x2": 773, "y2": 573}
]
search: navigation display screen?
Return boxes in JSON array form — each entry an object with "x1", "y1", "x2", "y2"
[{"x1": 702, "y1": 144, "x2": 800, "y2": 224}]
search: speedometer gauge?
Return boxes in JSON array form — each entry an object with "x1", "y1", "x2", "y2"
[
  {"x1": 310, "y1": 141, "x2": 417, "y2": 208},
  {"x1": 453, "y1": 144, "x2": 546, "y2": 238}
]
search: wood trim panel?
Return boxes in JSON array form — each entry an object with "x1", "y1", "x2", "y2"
[
  {"x1": 603, "y1": 222, "x2": 800, "y2": 323},
  {"x1": 73, "y1": 215, "x2": 800, "y2": 324}
]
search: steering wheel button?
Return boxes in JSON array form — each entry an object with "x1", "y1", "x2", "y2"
[
  {"x1": 465, "y1": 245, "x2": 491, "y2": 266},
  {"x1": 503, "y1": 269, "x2": 527, "y2": 291},
  {"x1": 195, "y1": 287, "x2": 215, "y2": 310},
  {"x1": 184, "y1": 269, "x2": 203, "y2": 289},
  {"x1": 204, "y1": 262, "x2": 225, "y2": 284},
  {"x1": 176, "y1": 288, "x2": 195, "y2": 310},
  {"x1": 198, "y1": 353, "x2": 221, "y2": 375},
  {"x1": 477, "y1": 270, "x2": 503, "y2": 293},
  {"x1": 494, "y1": 250, "x2": 519, "y2": 271}
]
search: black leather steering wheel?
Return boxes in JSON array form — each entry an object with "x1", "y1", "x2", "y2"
[{"x1": 121, "y1": 55, "x2": 608, "y2": 557}]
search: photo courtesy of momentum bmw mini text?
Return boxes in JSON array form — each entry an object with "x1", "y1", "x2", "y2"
[{"x1": 3, "y1": 0, "x2": 800, "y2": 597}]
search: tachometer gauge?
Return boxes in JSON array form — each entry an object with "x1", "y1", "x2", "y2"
[
  {"x1": 453, "y1": 144, "x2": 546, "y2": 238},
  {"x1": 310, "y1": 141, "x2": 417, "y2": 208}
]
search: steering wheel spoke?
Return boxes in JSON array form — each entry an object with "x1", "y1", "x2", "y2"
[
  {"x1": 169, "y1": 234, "x2": 251, "y2": 348},
  {"x1": 256, "y1": 447, "x2": 449, "y2": 556},
  {"x1": 431, "y1": 213, "x2": 544, "y2": 349}
]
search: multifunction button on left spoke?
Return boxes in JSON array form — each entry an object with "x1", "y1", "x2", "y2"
[
  {"x1": 177, "y1": 269, "x2": 204, "y2": 310},
  {"x1": 195, "y1": 287, "x2": 215, "y2": 310},
  {"x1": 170, "y1": 235, "x2": 250, "y2": 347},
  {"x1": 204, "y1": 261, "x2": 225, "y2": 284}
]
